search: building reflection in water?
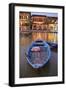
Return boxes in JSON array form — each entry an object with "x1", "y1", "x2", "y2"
[
  {"x1": 20, "y1": 33, "x2": 57, "y2": 47},
  {"x1": 20, "y1": 35, "x2": 32, "y2": 46},
  {"x1": 32, "y1": 32, "x2": 47, "y2": 41}
]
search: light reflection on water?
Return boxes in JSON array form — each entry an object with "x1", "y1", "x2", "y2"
[
  {"x1": 20, "y1": 35, "x2": 32, "y2": 46},
  {"x1": 20, "y1": 33, "x2": 57, "y2": 78},
  {"x1": 20, "y1": 32, "x2": 57, "y2": 46}
]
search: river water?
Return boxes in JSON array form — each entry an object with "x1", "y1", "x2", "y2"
[{"x1": 19, "y1": 33, "x2": 58, "y2": 78}]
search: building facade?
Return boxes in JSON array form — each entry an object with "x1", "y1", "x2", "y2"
[
  {"x1": 31, "y1": 15, "x2": 48, "y2": 30},
  {"x1": 19, "y1": 12, "x2": 58, "y2": 43},
  {"x1": 19, "y1": 12, "x2": 31, "y2": 32},
  {"x1": 47, "y1": 17, "x2": 58, "y2": 43},
  {"x1": 31, "y1": 15, "x2": 48, "y2": 41}
]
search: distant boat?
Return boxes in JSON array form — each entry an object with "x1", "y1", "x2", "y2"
[{"x1": 26, "y1": 39, "x2": 51, "y2": 69}]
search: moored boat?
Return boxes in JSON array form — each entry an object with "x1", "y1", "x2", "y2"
[{"x1": 26, "y1": 39, "x2": 51, "y2": 68}]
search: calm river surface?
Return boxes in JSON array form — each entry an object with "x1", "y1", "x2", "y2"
[{"x1": 19, "y1": 34, "x2": 58, "y2": 78}]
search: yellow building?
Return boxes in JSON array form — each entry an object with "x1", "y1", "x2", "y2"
[
  {"x1": 47, "y1": 17, "x2": 58, "y2": 43},
  {"x1": 31, "y1": 15, "x2": 48, "y2": 30},
  {"x1": 31, "y1": 15, "x2": 48, "y2": 41},
  {"x1": 19, "y1": 12, "x2": 31, "y2": 33}
]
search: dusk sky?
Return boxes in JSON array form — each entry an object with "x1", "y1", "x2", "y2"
[{"x1": 31, "y1": 12, "x2": 58, "y2": 17}]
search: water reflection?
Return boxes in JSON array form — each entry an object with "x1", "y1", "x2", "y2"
[
  {"x1": 20, "y1": 33, "x2": 58, "y2": 78},
  {"x1": 32, "y1": 32, "x2": 57, "y2": 43},
  {"x1": 20, "y1": 32, "x2": 57, "y2": 45},
  {"x1": 20, "y1": 35, "x2": 32, "y2": 46}
]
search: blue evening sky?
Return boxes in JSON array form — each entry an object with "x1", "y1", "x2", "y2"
[{"x1": 31, "y1": 12, "x2": 58, "y2": 17}]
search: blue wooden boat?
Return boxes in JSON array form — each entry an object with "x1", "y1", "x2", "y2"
[{"x1": 26, "y1": 40, "x2": 51, "y2": 69}]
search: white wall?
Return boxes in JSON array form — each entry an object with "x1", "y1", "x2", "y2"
[{"x1": 0, "y1": 0, "x2": 66, "y2": 90}]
